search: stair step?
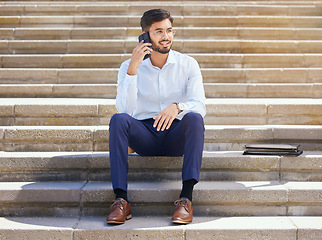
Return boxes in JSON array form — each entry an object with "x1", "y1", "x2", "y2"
[
  {"x1": 1, "y1": 16, "x2": 322, "y2": 28},
  {"x1": 1, "y1": 98, "x2": 322, "y2": 126},
  {"x1": 202, "y1": 68, "x2": 322, "y2": 83},
  {"x1": 0, "y1": 54, "x2": 127, "y2": 68},
  {"x1": 1, "y1": 39, "x2": 322, "y2": 54},
  {"x1": 0, "y1": 98, "x2": 116, "y2": 126},
  {"x1": 0, "y1": 181, "x2": 321, "y2": 216},
  {"x1": 205, "y1": 83, "x2": 322, "y2": 98},
  {"x1": 0, "y1": 0, "x2": 320, "y2": 233},
  {"x1": 2, "y1": 53, "x2": 322, "y2": 68},
  {"x1": 1, "y1": 68, "x2": 321, "y2": 84},
  {"x1": 0, "y1": 216, "x2": 321, "y2": 240},
  {"x1": 0, "y1": 84, "x2": 118, "y2": 98},
  {"x1": 2, "y1": 27, "x2": 322, "y2": 40},
  {"x1": 0, "y1": 68, "x2": 118, "y2": 84},
  {"x1": 0, "y1": 151, "x2": 321, "y2": 182},
  {"x1": 1, "y1": 3, "x2": 322, "y2": 16},
  {"x1": 0, "y1": 83, "x2": 321, "y2": 98},
  {"x1": 0, "y1": 125, "x2": 321, "y2": 152},
  {"x1": 2, "y1": 0, "x2": 322, "y2": 3}
]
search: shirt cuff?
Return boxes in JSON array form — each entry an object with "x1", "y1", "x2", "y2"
[
  {"x1": 125, "y1": 73, "x2": 137, "y2": 81},
  {"x1": 123, "y1": 73, "x2": 137, "y2": 87}
]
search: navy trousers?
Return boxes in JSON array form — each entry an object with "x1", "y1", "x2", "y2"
[{"x1": 109, "y1": 112, "x2": 205, "y2": 191}]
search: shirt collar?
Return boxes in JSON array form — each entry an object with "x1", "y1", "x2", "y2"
[{"x1": 164, "y1": 50, "x2": 176, "y2": 67}]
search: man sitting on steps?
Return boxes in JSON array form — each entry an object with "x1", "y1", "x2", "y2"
[{"x1": 107, "y1": 8, "x2": 206, "y2": 225}]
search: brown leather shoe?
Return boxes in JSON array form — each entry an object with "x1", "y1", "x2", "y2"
[
  {"x1": 172, "y1": 197, "x2": 193, "y2": 224},
  {"x1": 106, "y1": 198, "x2": 132, "y2": 224}
]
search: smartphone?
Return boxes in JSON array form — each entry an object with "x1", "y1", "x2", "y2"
[{"x1": 138, "y1": 32, "x2": 151, "y2": 60}]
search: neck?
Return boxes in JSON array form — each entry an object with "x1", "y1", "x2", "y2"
[{"x1": 150, "y1": 51, "x2": 169, "y2": 69}]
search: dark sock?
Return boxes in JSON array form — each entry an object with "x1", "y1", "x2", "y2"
[
  {"x1": 114, "y1": 188, "x2": 128, "y2": 202},
  {"x1": 179, "y1": 179, "x2": 197, "y2": 202}
]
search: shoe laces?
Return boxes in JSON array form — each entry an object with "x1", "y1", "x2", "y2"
[
  {"x1": 110, "y1": 198, "x2": 126, "y2": 210},
  {"x1": 174, "y1": 198, "x2": 188, "y2": 207}
]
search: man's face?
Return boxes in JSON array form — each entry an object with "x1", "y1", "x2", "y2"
[{"x1": 148, "y1": 19, "x2": 174, "y2": 54}]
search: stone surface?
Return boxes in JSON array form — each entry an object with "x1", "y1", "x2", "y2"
[
  {"x1": 247, "y1": 84, "x2": 314, "y2": 98},
  {"x1": 20, "y1": 16, "x2": 74, "y2": 27},
  {"x1": 1, "y1": 0, "x2": 322, "y2": 229},
  {"x1": 204, "y1": 125, "x2": 274, "y2": 142},
  {"x1": 0, "y1": 151, "x2": 90, "y2": 170},
  {"x1": 58, "y1": 69, "x2": 117, "y2": 84},
  {"x1": 0, "y1": 105, "x2": 14, "y2": 117},
  {"x1": 1, "y1": 124, "x2": 322, "y2": 151},
  {"x1": 67, "y1": 40, "x2": 124, "y2": 54},
  {"x1": 62, "y1": 54, "x2": 123, "y2": 68},
  {"x1": 71, "y1": 27, "x2": 127, "y2": 39},
  {"x1": 281, "y1": 152, "x2": 322, "y2": 170},
  {"x1": 186, "y1": 217, "x2": 297, "y2": 240},
  {"x1": 273, "y1": 126, "x2": 322, "y2": 140},
  {"x1": 309, "y1": 68, "x2": 322, "y2": 82},
  {"x1": 1, "y1": 151, "x2": 321, "y2": 182},
  {"x1": 6, "y1": 39, "x2": 322, "y2": 55},
  {"x1": 75, "y1": 217, "x2": 185, "y2": 240},
  {"x1": 2, "y1": 55, "x2": 62, "y2": 68},
  {"x1": 0, "y1": 82, "x2": 317, "y2": 98},
  {"x1": 15, "y1": 28, "x2": 71, "y2": 40},
  {"x1": 3, "y1": 126, "x2": 93, "y2": 141},
  {"x1": 305, "y1": 54, "x2": 322, "y2": 67},
  {"x1": 243, "y1": 54, "x2": 303, "y2": 67},
  {"x1": 0, "y1": 17, "x2": 19, "y2": 28},
  {"x1": 15, "y1": 104, "x2": 98, "y2": 117},
  {"x1": 0, "y1": 69, "x2": 58, "y2": 84},
  {"x1": 0, "y1": 29, "x2": 13, "y2": 40},
  {"x1": 0, "y1": 181, "x2": 84, "y2": 202},
  {"x1": 0, "y1": 217, "x2": 76, "y2": 240},
  {"x1": 79, "y1": 181, "x2": 321, "y2": 205},
  {"x1": 0, "y1": 85, "x2": 53, "y2": 98},
  {"x1": 285, "y1": 182, "x2": 322, "y2": 203},
  {"x1": 288, "y1": 206, "x2": 322, "y2": 216},
  {"x1": 52, "y1": 84, "x2": 117, "y2": 98},
  {"x1": 9, "y1": 40, "x2": 67, "y2": 54},
  {"x1": 1, "y1": 98, "x2": 321, "y2": 126},
  {"x1": 0, "y1": 216, "x2": 321, "y2": 240},
  {"x1": 290, "y1": 217, "x2": 322, "y2": 240}
]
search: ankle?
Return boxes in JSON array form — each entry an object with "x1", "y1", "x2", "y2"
[
  {"x1": 114, "y1": 188, "x2": 128, "y2": 202},
  {"x1": 179, "y1": 179, "x2": 197, "y2": 202}
]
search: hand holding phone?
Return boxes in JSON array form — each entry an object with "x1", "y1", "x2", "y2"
[
  {"x1": 138, "y1": 32, "x2": 151, "y2": 60},
  {"x1": 127, "y1": 32, "x2": 152, "y2": 75}
]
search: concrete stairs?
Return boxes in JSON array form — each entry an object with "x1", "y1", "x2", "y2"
[{"x1": 0, "y1": 0, "x2": 322, "y2": 239}]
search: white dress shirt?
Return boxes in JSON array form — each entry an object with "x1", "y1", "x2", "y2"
[{"x1": 116, "y1": 50, "x2": 206, "y2": 120}]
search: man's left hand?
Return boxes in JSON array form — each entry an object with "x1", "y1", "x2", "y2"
[{"x1": 153, "y1": 103, "x2": 179, "y2": 131}]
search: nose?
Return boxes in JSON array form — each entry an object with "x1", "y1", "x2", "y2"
[
  {"x1": 159, "y1": 31, "x2": 172, "y2": 39},
  {"x1": 163, "y1": 31, "x2": 170, "y2": 37},
  {"x1": 160, "y1": 33, "x2": 171, "y2": 42}
]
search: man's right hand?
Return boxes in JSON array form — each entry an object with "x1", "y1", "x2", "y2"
[{"x1": 127, "y1": 40, "x2": 153, "y2": 75}]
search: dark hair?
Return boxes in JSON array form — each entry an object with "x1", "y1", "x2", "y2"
[{"x1": 140, "y1": 9, "x2": 173, "y2": 31}]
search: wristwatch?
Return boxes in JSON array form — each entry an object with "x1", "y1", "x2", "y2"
[{"x1": 176, "y1": 102, "x2": 184, "y2": 114}]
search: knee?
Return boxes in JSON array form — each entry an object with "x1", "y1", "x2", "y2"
[
  {"x1": 109, "y1": 113, "x2": 131, "y2": 128},
  {"x1": 183, "y1": 112, "x2": 204, "y2": 123},
  {"x1": 182, "y1": 112, "x2": 204, "y2": 131}
]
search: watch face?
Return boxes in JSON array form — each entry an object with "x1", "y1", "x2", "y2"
[{"x1": 178, "y1": 103, "x2": 184, "y2": 111}]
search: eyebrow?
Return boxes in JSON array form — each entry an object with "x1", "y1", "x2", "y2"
[{"x1": 154, "y1": 27, "x2": 173, "y2": 31}]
